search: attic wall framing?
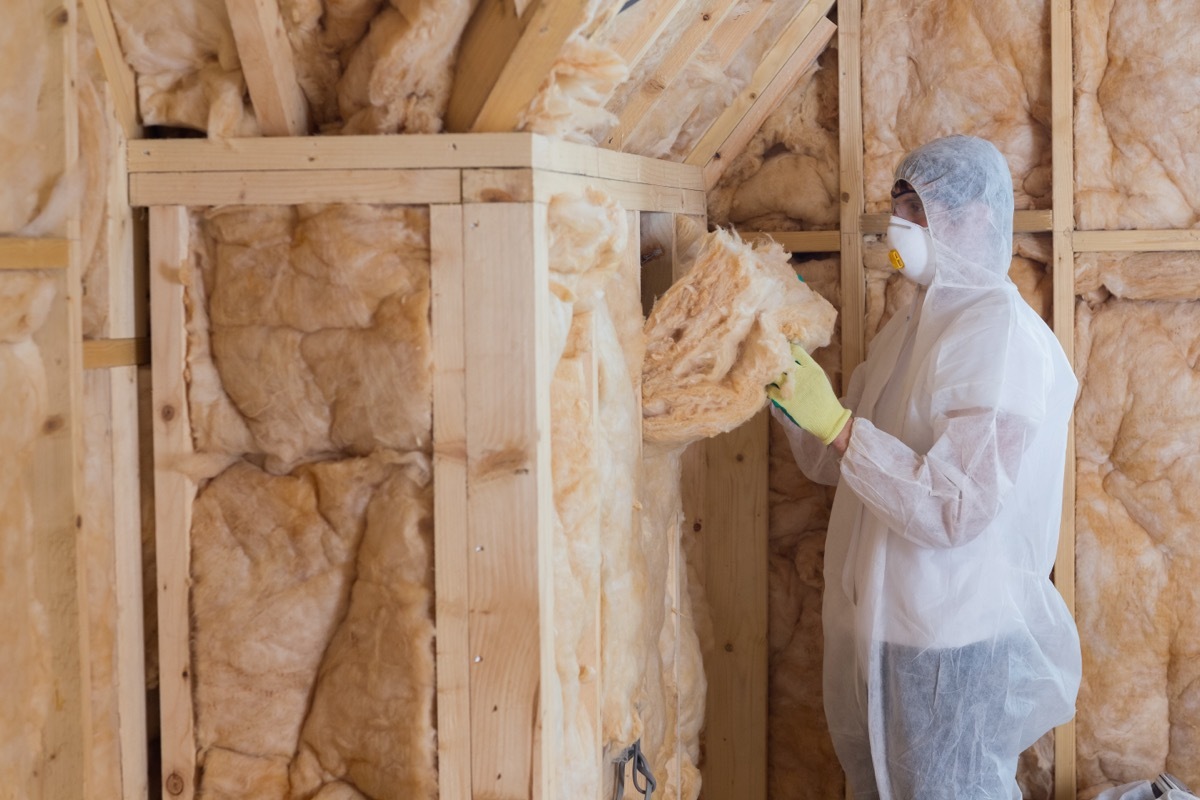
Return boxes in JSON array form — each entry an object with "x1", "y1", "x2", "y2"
[{"x1": 135, "y1": 133, "x2": 769, "y2": 800}]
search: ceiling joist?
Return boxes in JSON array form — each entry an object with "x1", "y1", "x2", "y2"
[
  {"x1": 688, "y1": 1, "x2": 837, "y2": 189},
  {"x1": 602, "y1": 0, "x2": 742, "y2": 151},
  {"x1": 445, "y1": 0, "x2": 594, "y2": 133},
  {"x1": 224, "y1": 0, "x2": 309, "y2": 136}
]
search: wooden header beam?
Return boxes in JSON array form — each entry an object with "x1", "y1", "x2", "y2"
[
  {"x1": 130, "y1": 169, "x2": 461, "y2": 206},
  {"x1": 446, "y1": 0, "x2": 593, "y2": 133}
]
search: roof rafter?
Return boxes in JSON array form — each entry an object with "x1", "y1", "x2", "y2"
[
  {"x1": 445, "y1": 0, "x2": 594, "y2": 133},
  {"x1": 224, "y1": 0, "x2": 310, "y2": 136},
  {"x1": 686, "y1": 0, "x2": 837, "y2": 189}
]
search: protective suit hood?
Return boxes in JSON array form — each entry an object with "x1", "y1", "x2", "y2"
[{"x1": 894, "y1": 135, "x2": 1015, "y2": 289}]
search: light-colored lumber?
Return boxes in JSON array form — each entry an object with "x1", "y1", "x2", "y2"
[
  {"x1": 1071, "y1": 229, "x2": 1200, "y2": 251},
  {"x1": 608, "y1": 0, "x2": 690, "y2": 68},
  {"x1": 80, "y1": 0, "x2": 139, "y2": 135},
  {"x1": 461, "y1": 202, "x2": 557, "y2": 798},
  {"x1": 462, "y1": 168, "x2": 707, "y2": 214},
  {"x1": 431, "y1": 205, "x2": 472, "y2": 800},
  {"x1": 446, "y1": 0, "x2": 593, "y2": 133},
  {"x1": 741, "y1": 230, "x2": 841, "y2": 253},
  {"x1": 224, "y1": 0, "x2": 309, "y2": 135},
  {"x1": 538, "y1": 137, "x2": 706, "y2": 190},
  {"x1": 149, "y1": 206, "x2": 197, "y2": 800},
  {"x1": 0, "y1": 237, "x2": 70, "y2": 269},
  {"x1": 603, "y1": 0, "x2": 742, "y2": 151},
  {"x1": 708, "y1": 2, "x2": 773, "y2": 67},
  {"x1": 1049, "y1": 0, "x2": 1075, "y2": 796},
  {"x1": 698, "y1": 413, "x2": 770, "y2": 800},
  {"x1": 130, "y1": 169, "x2": 460, "y2": 206},
  {"x1": 82, "y1": 337, "x2": 149, "y2": 369},
  {"x1": 860, "y1": 208, "x2": 1054, "y2": 234},
  {"x1": 690, "y1": 8, "x2": 837, "y2": 190},
  {"x1": 837, "y1": 0, "x2": 865, "y2": 396}
]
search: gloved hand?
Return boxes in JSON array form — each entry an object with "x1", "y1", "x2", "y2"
[{"x1": 767, "y1": 344, "x2": 851, "y2": 446}]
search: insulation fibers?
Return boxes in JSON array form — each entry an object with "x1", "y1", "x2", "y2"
[
  {"x1": 1074, "y1": 297, "x2": 1200, "y2": 795},
  {"x1": 642, "y1": 230, "x2": 836, "y2": 446},
  {"x1": 189, "y1": 204, "x2": 431, "y2": 474},
  {"x1": 191, "y1": 452, "x2": 425, "y2": 797},
  {"x1": 0, "y1": 274, "x2": 55, "y2": 800},
  {"x1": 1074, "y1": 1, "x2": 1200, "y2": 230},
  {"x1": 289, "y1": 454, "x2": 436, "y2": 800},
  {"x1": 518, "y1": 36, "x2": 628, "y2": 144},
  {"x1": 860, "y1": 0, "x2": 1052, "y2": 212}
]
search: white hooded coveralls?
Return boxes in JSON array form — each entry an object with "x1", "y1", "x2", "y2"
[{"x1": 776, "y1": 136, "x2": 1081, "y2": 799}]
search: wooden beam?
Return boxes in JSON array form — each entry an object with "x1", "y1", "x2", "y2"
[
  {"x1": 603, "y1": 0, "x2": 742, "y2": 151},
  {"x1": 129, "y1": 169, "x2": 461, "y2": 206},
  {"x1": 699, "y1": 414, "x2": 769, "y2": 800},
  {"x1": 608, "y1": 0, "x2": 690, "y2": 69},
  {"x1": 461, "y1": 202, "x2": 556, "y2": 798},
  {"x1": 0, "y1": 238, "x2": 71, "y2": 269},
  {"x1": 1049, "y1": 0, "x2": 1076, "y2": 797},
  {"x1": 837, "y1": 0, "x2": 865, "y2": 395},
  {"x1": 149, "y1": 206, "x2": 197, "y2": 800},
  {"x1": 431, "y1": 205, "x2": 472, "y2": 800},
  {"x1": 741, "y1": 230, "x2": 841, "y2": 253},
  {"x1": 82, "y1": 337, "x2": 149, "y2": 369},
  {"x1": 1071, "y1": 229, "x2": 1200, "y2": 251},
  {"x1": 537, "y1": 137, "x2": 705, "y2": 190},
  {"x1": 80, "y1": 0, "x2": 139, "y2": 136},
  {"x1": 446, "y1": 0, "x2": 593, "y2": 133},
  {"x1": 707, "y1": 2, "x2": 774, "y2": 68},
  {"x1": 461, "y1": 168, "x2": 707, "y2": 214},
  {"x1": 689, "y1": 6, "x2": 837, "y2": 190},
  {"x1": 861, "y1": 208, "x2": 1054, "y2": 234},
  {"x1": 224, "y1": 0, "x2": 309, "y2": 135}
]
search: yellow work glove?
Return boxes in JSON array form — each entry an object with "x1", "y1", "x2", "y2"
[{"x1": 767, "y1": 344, "x2": 851, "y2": 445}]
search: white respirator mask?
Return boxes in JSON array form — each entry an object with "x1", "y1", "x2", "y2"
[{"x1": 886, "y1": 216, "x2": 936, "y2": 285}]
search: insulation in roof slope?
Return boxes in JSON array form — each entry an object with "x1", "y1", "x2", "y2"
[
  {"x1": 1074, "y1": 1, "x2": 1200, "y2": 230},
  {"x1": 1074, "y1": 296, "x2": 1200, "y2": 795},
  {"x1": 860, "y1": 0, "x2": 1052, "y2": 212},
  {"x1": 642, "y1": 230, "x2": 837, "y2": 446},
  {"x1": 0, "y1": 274, "x2": 55, "y2": 800},
  {"x1": 188, "y1": 204, "x2": 431, "y2": 474}
]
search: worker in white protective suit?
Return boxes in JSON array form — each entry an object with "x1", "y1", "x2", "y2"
[{"x1": 767, "y1": 135, "x2": 1081, "y2": 799}]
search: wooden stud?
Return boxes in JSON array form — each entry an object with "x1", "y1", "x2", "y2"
[
  {"x1": 0, "y1": 238, "x2": 71, "y2": 269},
  {"x1": 79, "y1": 0, "x2": 139, "y2": 136},
  {"x1": 129, "y1": 169, "x2": 461, "y2": 207},
  {"x1": 690, "y1": 8, "x2": 837, "y2": 190},
  {"x1": 1049, "y1": 0, "x2": 1076, "y2": 796},
  {"x1": 461, "y1": 202, "x2": 557, "y2": 798},
  {"x1": 603, "y1": 0, "x2": 742, "y2": 151},
  {"x1": 431, "y1": 204, "x2": 472, "y2": 800},
  {"x1": 837, "y1": 0, "x2": 865, "y2": 396},
  {"x1": 224, "y1": 0, "x2": 309, "y2": 135},
  {"x1": 446, "y1": 0, "x2": 593, "y2": 133},
  {"x1": 149, "y1": 206, "x2": 197, "y2": 800}
]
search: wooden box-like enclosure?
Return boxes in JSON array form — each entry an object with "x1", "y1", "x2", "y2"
[{"x1": 136, "y1": 133, "x2": 768, "y2": 800}]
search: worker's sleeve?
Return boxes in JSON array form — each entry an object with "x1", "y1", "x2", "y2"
[
  {"x1": 772, "y1": 360, "x2": 866, "y2": 487},
  {"x1": 838, "y1": 404, "x2": 1040, "y2": 549}
]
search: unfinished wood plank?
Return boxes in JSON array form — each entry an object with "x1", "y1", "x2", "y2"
[
  {"x1": 130, "y1": 169, "x2": 460, "y2": 206},
  {"x1": 0, "y1": 238, "x2": 70, "y2": 269},
  {"x1": 698, "y1": 413, "x2": 769, "y2": 800},
  {"x1": 1071, "y1": 228, "x2": 1200, "y2": 251},
  {"x1": 462, "y1": 202, "x2": 556, "y2": 799},
  {"x1": 462, "y1": 168, "x2": 536, "y2": 203},
  {"x1": 1049, "y1": 0, "x2": 1075, "y2": 796},
  {"x1": 80, "y1": 0, "x2": 139, "y2": 135},
  {"x1": 446, "y1": 0, "x2": 593, "y2": 133},
  {"x1": 82, "y1": 337, "x2": 149, "y2": 369},
  {"x1": 837, "y1": 0, "x2": 865, "y2": 395},
  {"x1": 860, "y1": 209, "x2": 1054, "y2": 234},
  {"x1": 708, "y1": 2, "x2": 773, "y2": 67},
  {"x1": 129, "y1": 134, "x2": 538, "y2": 172},
  {"x1": 431, "y1": 205, "x2": 472, "y2": 800},
  {"x1": 224, "y1": 0, "x2": 309, "y2": 135},
  {"x1": 603, "y1": 0, "x2": 742, "y2": 151},
  {"x1": 608, "y1": 0, "x2": 689, "y2": 68},
  {"x1": 149, "y1": 206, "x2": 197, "y2": 800},
  {"x1": 691, "y1": 8, "x2": 837, "y2": 189},
  {"x1": 537, "y1": 137, "x2": 706, "y2": 190},
  {"x1": 534, "y1": 171, "x2": 706, "y2": 214},
  {"x1": 741, "y1": 230, "x2": 841, "y2": 253}
]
